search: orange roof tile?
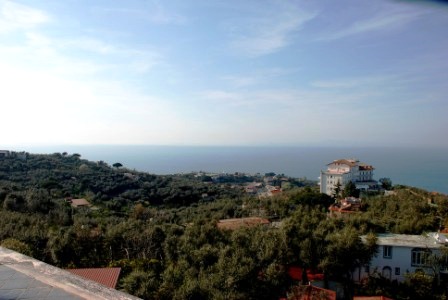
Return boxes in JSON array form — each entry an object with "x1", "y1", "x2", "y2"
[{"x1": 66, "y1": 267, "x2": 121, "y2": 289}]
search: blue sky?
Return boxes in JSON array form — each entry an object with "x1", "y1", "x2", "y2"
[{"x1": 1, "y1": 0, "x2": 447, "y2": 147}]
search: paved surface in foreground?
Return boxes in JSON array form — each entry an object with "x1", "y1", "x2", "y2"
[
  {"x1": 0, "y1": 264, "x2": 83, "y2": 300},
  {"x1": 0, "y1": 247, "x2": 141, "y2": 300}
]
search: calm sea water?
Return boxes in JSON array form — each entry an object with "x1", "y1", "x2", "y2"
[{"x1": 16, "y1": 145, "x2": 448, "y2": 195}]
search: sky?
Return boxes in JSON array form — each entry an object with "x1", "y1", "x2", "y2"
[{"x1": 1, "y1": 0, "x2": 447, "y2": 148}]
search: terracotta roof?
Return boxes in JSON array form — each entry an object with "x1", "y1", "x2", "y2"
[
  {"x1": 217, "y1": 217, "x2": 270, "y2": 230},
  {"x1": 328, "y1": 159, "x2": 358, "y2": 167},
  {"x1": 70, "y1": 198, "x2": 91, "y2": 208},
  {"x1": 66, "y1": 268, "x2": 121, "y2": 289}
]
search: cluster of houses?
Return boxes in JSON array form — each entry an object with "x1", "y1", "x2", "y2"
[
  {"x1": 215, "y1": 158, "x2": 446, "y2": 299},
  {"x1": 194, "y1": 171, "x2": 286, "y2": 198}
]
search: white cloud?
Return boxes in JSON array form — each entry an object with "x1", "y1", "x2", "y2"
[
  {"x1": 0, "y1": 0, "x2": 49, "y2": 34},
  {"x1": 317, "y1": 4, "x2": 426, "y2": 41},
  {"x1": 229, "y1": 4, "x2": 316, "y2": 57}
]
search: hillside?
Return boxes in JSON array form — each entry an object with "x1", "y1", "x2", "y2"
[{"x1": 1, "y1": 151, "x2": 448, "y2": 299}]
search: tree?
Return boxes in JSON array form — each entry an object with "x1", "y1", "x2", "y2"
[
  {"x1": 379, "y1": 178, "x2": 393, "y2": 190},
  {"x1": 342, "y1": 181, "x2": 360, "y2": 198},
  {"x1": 113, "y1": 162, "x2": 123, "y2": 169},
  {"x1": 1, "y1": 238, "x2": 33, "y2": 256},
  {"x1": 319, "y1": 229, "x2": 377, "y2": 298},
  {"x1": 332, "y1": 181, "x2": 342, "y2": 199},
  {"x1": 25, "y1": 188, "x2": 52, "y2": 213},
  {"x1": 121, "y1": 270, "x2": 161, "y2": 299}
]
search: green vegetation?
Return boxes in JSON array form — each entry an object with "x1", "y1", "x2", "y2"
[{"x1": 0, "y1": 152, "x2": 447, "y2": 299}]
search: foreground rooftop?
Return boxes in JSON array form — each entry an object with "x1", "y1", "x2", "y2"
[{"x1": 0, "y1": 247, "x2": 141, "y2": 300}]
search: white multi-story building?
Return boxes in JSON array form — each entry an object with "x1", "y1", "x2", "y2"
[
  {"x1": 319, "y1": 159, "x2": 377, "y2": 196},
  {"x1": 353, "y1": 233, "x2": 448, "y2": 282}
]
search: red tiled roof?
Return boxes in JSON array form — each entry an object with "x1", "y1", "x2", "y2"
[
  {"x1": 66, "y1": 267, "x2": 121, "y2": 289},
  {"x1": 288, "y1": 266, "x2": 324, "y2": 282}
]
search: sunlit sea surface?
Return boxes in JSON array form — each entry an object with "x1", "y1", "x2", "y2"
[{"x1": 18, "y1": 145, "x2": 448, "y2": 195}]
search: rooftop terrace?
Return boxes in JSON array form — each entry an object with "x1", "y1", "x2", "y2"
[{"x1": 0, "y1": 247, "x2": 141, "y2": 300}]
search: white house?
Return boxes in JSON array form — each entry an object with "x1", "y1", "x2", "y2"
[
  {"x1": 0, "y1": 150, "x2": 10, "y2": 158},
  {"x1": 319, "y1": 159, "x2": 377, "y2": 196},
  {"x1": 353, "y1": 233, "x2": 448, "y2": 282}
]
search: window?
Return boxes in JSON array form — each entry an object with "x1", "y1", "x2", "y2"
[
  {"x1": 382, "y1": 266, "x2": 392, "y2": 279},
  {"x1": 383, "y1": 246, "x2": 392, "y2": 258},
  {"x1": 412, "y1": 248, "x2": 431, "y2": 267},
  {"x1": 395, "y1": 267, "x2": 400, "y2": 275}
]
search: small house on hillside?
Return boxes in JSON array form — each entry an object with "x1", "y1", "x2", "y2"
[
  {"x1": 329, "y1": 197, "x2": 362, "y2": 218},
  {"x1": 69, "y1": 198, "x2": 91, "y2": 208},
  {"x1": 217, "y1": 217, "x2": 270, "y2": 230}
]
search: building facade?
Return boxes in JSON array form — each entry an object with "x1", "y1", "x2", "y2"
[
  {"x1": 319, "y1": 159, "x2": 377, "y2": 196},
  {"x1": 0, "y1": 150, "x2": 10, "y2": 158},
  {"x1": 353, "y1": 233, "x2": 448, "y2": 283}
]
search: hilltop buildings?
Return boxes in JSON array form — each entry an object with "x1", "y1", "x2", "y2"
[{"x1": 319, "y1": 159, "x2": 378, "y2": 196}]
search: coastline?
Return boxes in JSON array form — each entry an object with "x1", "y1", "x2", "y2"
[{"x1": 6, "y1": 145, "x2": 448, "y2": 195}]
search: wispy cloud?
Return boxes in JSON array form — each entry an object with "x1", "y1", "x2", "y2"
[
  {"x1": 94, "y1": 1, "x2": 186, "y2": 25},
  {"x1": 229, "y1": 3, "x2": 316, "y2": 57},
  {"x1": 318, "y1": 4, "x2": 426, "y2": 41},
  {"x1": 222, "y1": 68, "x2": 295, "y2": 88},
  {"x1": 311, "y1": 75, "x2": 396, "y2": 89},
  {"x1": 0, "y1": 0, "x2": 49, "y2": 33}
]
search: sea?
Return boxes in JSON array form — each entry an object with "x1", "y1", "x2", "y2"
[{"x1": 11, "y1": 145, "x2": 448, "y2": 195}]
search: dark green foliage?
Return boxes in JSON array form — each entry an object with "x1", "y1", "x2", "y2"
[
  {"x1": 1, "y1": 238, "x2": 33, "y2": 256},
  {"x1": 0, "y1": 151, "x2": 447, "y2": 299},
  {"x1": 332, "y1": 181, "x2": 342, "y2": 199},
  {"x1": 342, "y1": 181, "x2": 360, "y2": 198},
  {"x1": 379, "y1": 177, "x2": 393, "y2": 190}
]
